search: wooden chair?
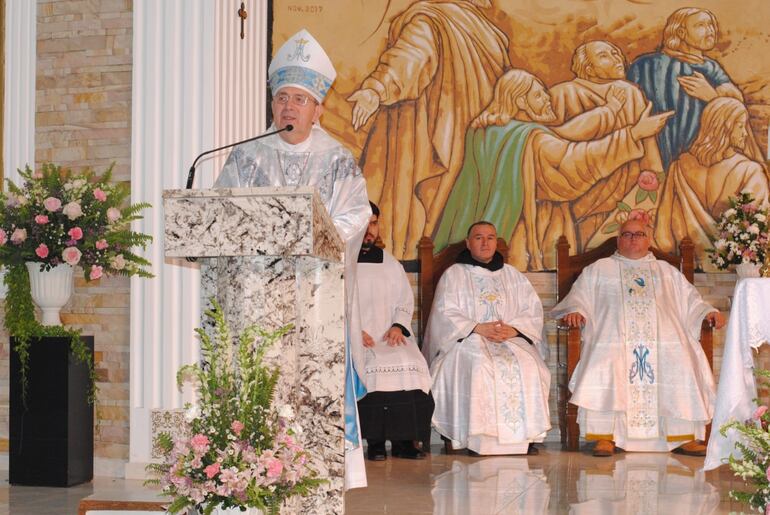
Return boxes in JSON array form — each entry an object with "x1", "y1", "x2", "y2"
[
  {"x1": 555, "y1": 235, "x2": 714, "y2": 451},
  {"x1": 417, "y1": 236, "x2": 510, "y2": 339}
]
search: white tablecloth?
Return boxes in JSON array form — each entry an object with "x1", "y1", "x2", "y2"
[{"x1": 704, "y1": 278, "x2": 770, "y2": 470}]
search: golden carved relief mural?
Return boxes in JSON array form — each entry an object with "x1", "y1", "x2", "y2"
[{"x1": 273, "y1": 0, "x2": 770, "y2": 270}]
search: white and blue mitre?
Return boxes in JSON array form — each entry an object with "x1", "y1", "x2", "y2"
[{"x1": 268, "y1": 29, "x2": 336, "y2": 102}]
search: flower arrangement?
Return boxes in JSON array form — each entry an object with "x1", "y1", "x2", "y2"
[
  {"x1": 148, "y1": 300, "x2": 323, "y2": 515},
  {"x1": 0, "y1": 163, "x2": 153, "y2": 404},
  {"x1": 708, "y1": 191, "x2": 769, "y2": 269},
  {"x1": 0, "y1": 163, "x2": 152, "y2": 278},
  {"x1": 720, "y1": 369, "x2": 770, "y2": 513}
]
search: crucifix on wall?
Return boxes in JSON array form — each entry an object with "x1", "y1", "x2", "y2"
[{"x1": 238, "y1": 2, "x2": 247, "y2": 39}]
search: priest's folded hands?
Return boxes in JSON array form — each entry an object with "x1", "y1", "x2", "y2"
[{"x1": 473, "y1": 321, "x2": 519, "y2": 343}]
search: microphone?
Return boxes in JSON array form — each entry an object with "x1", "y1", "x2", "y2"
[{"x1": 185, "y1": 124, "x2": 294, "y2": 189}]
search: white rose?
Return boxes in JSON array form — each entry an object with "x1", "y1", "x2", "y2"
[
  {"x1": 110, "y1": 254, "x2": 126, "y2": 270},
  {"x1": 756, "y1": 213, "x2": 767, "y2": 222},
  {"x1": 278, "y1": 405, "x2": 295, "y2": 420},
  {"x1": 740, "y1": 233, "x2": 750, "y2": 241},
  {"x1": 62, "y1": 201, "x2": 83, "y2": 220},
  {"x1": 106, "y1": 207, "x2": 121, "y2": 223},
  {"x1": 184, "y1": 404, "x2": 200, "y2": 422},
  {"x1": 724, "y1": 208, "x2": 737, "y2": 218},
  {"x1": 715, "y1": 239, "x2": 726, "y2": 250},
  {"x1": 749, "y1": 224, "x2": 761, "y2": 234}
]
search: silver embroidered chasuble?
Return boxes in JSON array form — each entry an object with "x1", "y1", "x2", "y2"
[
  {"x1": 424, "y1": 263, "x2": 551, "y2": 451},
  {"x1": 551, "y1": 252, "x2": 716, "y2": 442}
]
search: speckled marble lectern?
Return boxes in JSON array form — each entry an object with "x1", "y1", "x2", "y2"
[{"x1": 163, "y1": 187, "x2": 346, "y2": 514}]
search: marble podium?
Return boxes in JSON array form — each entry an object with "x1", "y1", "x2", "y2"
[{"x1": 163, "y1": 187, "x2": 346, "y2": 514}]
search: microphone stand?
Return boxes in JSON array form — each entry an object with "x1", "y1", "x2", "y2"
[{"x1": 185, "y1": 124, "x2": 293, "y2": 189}]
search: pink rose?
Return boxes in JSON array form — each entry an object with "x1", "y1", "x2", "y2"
[
  {"x1": 754, "y1": 405, "x2": 768, "y2": 420},
  {"x1": 106, "y1": 207, "x2": 121, "y2": 222},
  {"x1": 68, "y1": 227, "x2": 83, "y2": 240},
  {"x1": 93, "y1": 188, "x2": 108, "y2": 202},
  {"x1": 265, "y1": 458, "x2": 283, "y2": 478},
  {"x1": 35, "y1": 244, "x2": 49, "y2": 258},
  {"x1": 742, "y1": 203, "x2": 757, "y2": 214},
  {"x1": 35, "y1": 214, "x2": 49, "y2": 225},
  {"x1": 32, "y1": 170, "x2": 43, "y2": 179},
  {"x1": 89, "y1": 265, "x2": 103, "y2": 280},
  {"x1": 43, "y1": 197, "x2": 62, "y2": 212},
  {"x1": 637, "y1": 171, "x2": 659, "y2": 191},
  {"x1": 62, "y1": 246, "x2": 82, "y2": 266},
  {"x1": 628, "y1": 209, "x2": 651, "y2": 225},
  {"x1": 10, "y1": 228, "x2": 27, "y2": 244},
  {"x1": 190, "y1": 434, "x2": 210, "y2": 452},
  {"x1": 204, "y1": 462, "x2": 221, "y2": 479},
  {"x1": 231, "y1": 420, "x2": 245, "y2": 436},
  {"x1": 95, "y1": 239, "x2": 108, "y2": 250},
  {"x1": 0, "y1": 229, "x2": 6, "y2": 245}
]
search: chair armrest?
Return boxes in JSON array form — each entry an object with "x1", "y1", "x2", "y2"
[{"x1": 699, "y1": 319, "x2": 714, "y2": 372}]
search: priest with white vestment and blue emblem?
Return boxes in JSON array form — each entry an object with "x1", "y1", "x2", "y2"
[{"x1": 551, "y1": 219, "x2": 726, "y2": 457}]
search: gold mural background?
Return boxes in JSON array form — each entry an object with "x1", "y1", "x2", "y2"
[{"x1": 273, "y1": 0, "x2": 770, "y2": 270}]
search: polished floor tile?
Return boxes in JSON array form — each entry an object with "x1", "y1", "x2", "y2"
[{"x1": 0, "y1": 443, "x2": 763, "y2": 513}]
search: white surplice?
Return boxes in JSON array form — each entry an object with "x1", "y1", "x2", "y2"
[
  {"x1": 551, "y1": 252, "x2": 716, "y2": 451},
  {"x1": 424, "y1": 262, "x2": 551, "y2": 454},
  {"x1": 215, "y1": 124, "x2": 371, "y2": 489},
  {"x1": 357, "y1": 249, "x2": 431, "y2": 394}
]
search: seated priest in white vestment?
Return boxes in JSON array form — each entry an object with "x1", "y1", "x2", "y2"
[
  {"x1": 214, "y1": 30, "x2": 371, "y2": 489},
  {"x1": 356, "y1": 202, "x2": 434, "y2": 461},
  {"x1": 551, "y1": 219, "x2": 726, "y2": 457},
  {"x1": 423, "y1": 221, "x2": 551, "y2": 456}
]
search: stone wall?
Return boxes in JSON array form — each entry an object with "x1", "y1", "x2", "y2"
[{"x1": 0, "y1": 0, "x2": 133, "y2": 477}]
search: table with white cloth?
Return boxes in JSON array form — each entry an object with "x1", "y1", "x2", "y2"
[{"x1": 704, "y1": 278, "x2": 770, "y2": 470}]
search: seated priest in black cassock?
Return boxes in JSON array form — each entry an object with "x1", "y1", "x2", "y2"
[{"x1": 356, "y1": 202, "x2": 434, "y2": 461}]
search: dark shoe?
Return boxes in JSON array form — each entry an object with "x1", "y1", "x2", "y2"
[
  {"x1": 441, "y1": 436, "x2": 465, "y2": 454},
  {"x1": 391, "y1": 442, "x2": 426, "y2": 460},
  {"x1": 367, "y1": 441, "x2": 386, "y2": 461},
  {"x1": 527, "y1": 443, "x2": 539, "y2": 455},
  {"x1": 672, "y1": 440, "x2": 706, "y2": 457}
]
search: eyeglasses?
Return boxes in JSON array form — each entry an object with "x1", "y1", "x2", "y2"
[
  {"x1": 620, "y1": 231, "x2": 648, "y2": 240},
  {"x1": 274, "y1": 92, "x2": 315, "y2": 106}
]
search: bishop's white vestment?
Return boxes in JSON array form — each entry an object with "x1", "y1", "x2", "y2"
[
  {"x1": 551, "y1": 252, "x2": 716, "y2": 451},
  {"x1": 215, "y1": 124, "x2": 371, "y2": 488},
  {"x1": 424, "y1": 255, "x2": 551, "y2": 454}
]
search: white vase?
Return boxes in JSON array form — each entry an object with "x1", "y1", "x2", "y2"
[
  {"x1": 736, "y1": 262, "x2": 761, "y2": 279},
  {"x1": 25, "y1": 262, "x2": 74, "y2": 326}
]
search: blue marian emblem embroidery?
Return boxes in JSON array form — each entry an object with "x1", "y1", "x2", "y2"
[
  {"x1": 629, "y1": 344, "x2": 655, "y2": 384},
  {"x1": 628, "y1": 276, "x2": 646, "y2": 296},
  {"x1": 288, "y1": 36, "x2": 311, "y2": 63}
]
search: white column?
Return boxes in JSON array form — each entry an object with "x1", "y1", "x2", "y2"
[
  {"x1": 126, "y1": 0, "x2": 268, "y2": 478},
  {"x1": 126, "y1": 0, "x2": 214, "y2": 478},
  {"x1": 3, "y1": 0, "x2": 36, "y2": 185},
  {"x1": 209, "y1": 0, "x2": 268, "y2": 179},
  {"x1": 1, "y1": 0, "x2": 36, "y2": 301}
]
